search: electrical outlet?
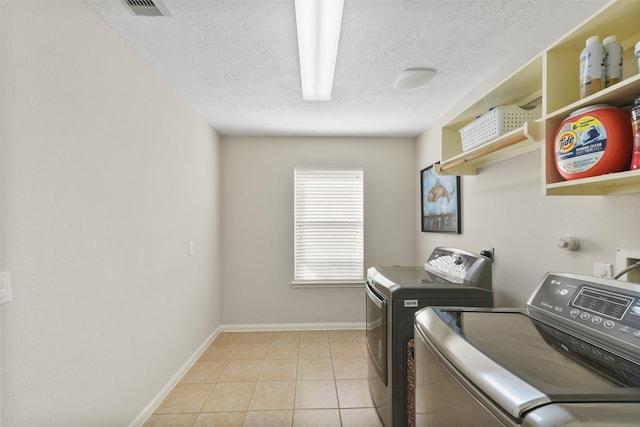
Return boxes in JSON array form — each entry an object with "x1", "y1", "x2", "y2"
[
  {"x1": 0, "y1": 271, "x2": 12, "y2": 304},
  {"x1": 616, "y1": 249, "x2": 640, "y2": 283},
  {"x1": 593, "y1": 263, "x2": 613, "y2": 278}
]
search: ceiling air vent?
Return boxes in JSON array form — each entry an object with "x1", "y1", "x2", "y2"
[{"x1": 124, "y1": 0, "x2": 168, "y2": 17}]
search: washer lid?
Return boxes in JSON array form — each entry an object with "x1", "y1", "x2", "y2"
[
  {"x1": 416, "y1": 308, "x2": 640, "y2": 420},
  {"x1": 367, "y1": 266, "x2": 493, "y2": 299},
  {"x1": 368, "y1": 266, "x2": 454, "y2": 286}
]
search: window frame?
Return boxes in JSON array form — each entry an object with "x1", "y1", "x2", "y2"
[{"x1": 292, "y1": 165, "x2": 365, "y2": 287}]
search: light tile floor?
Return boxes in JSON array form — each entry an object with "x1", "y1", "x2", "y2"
[{"x1": 144, "y1": 329, "x2": 383, "y2": 427}]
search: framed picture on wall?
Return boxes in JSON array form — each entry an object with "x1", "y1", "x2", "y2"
[{"x1": 420, "y1": 164, "x2": 461, "y2": 233}]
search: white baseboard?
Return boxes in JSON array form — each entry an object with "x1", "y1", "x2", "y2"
[
  {"x1": 220, "y1": 322, "x2": 365, "y2": 331},
  {"x1": 128, "y1": 326, "x2": 222, "y2": 427}
]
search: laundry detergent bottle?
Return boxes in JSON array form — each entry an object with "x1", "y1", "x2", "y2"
[
  {"x1": 603, "y1": 35, "x2": 623, "y2": 87},
  {"x1": 631, "y1": 93, "x2": 640, "y2": 170},
  {"x1": 580, "y1": 36, "x2": 604, "y2": 98},
  {"x1": 554, "y1": 105, "x2": 631, "y2": 180}
]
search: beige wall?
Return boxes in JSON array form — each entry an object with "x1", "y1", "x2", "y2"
[
  {"x1": 221, "y1": 136, "x2": 416, "y2": 326},
  {"x1": 1, "y1": 1, "x2": 222, "y2": 425},
  {"x1": 416, "y1": 94, "x2": 640, "y2": 309}
]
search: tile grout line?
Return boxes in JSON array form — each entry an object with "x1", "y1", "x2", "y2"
[{"x1": 146, "y1": 329, "x2": 376, "y2": 426}]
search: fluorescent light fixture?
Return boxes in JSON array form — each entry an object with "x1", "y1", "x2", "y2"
[{"x1": 294, "y1": 0, "x2": 344, "y2": 101}]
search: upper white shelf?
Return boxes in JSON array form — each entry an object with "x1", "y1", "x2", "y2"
[
  {"x1": 545, "y1": 169, "x2": 640, "y2": 196},
  {"x1": 547, "y1": 73, "x2": 640, "y2": 121},
  {"x1": 436, "y1": 0, "x2": 640, "y2": 196},
  {"x1": 436, "y1": 121, "x2": 542, "y2": 176}
]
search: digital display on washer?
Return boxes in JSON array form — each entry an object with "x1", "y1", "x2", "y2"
[{"x1": 571, "y1": 286, "x2": 633, "y2": 320}]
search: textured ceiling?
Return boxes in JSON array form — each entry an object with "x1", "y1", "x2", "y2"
[{"x1": 86, "y1": 0, "x2": 608, "y2": 137}]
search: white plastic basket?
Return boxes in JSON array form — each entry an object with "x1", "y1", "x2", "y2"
[{"x1": 459, "y1": 104, "x2": 541, "y2": 152}]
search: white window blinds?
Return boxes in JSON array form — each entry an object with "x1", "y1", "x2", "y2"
[{"x1": 294, "y1": 166, "x2": 364, "y2": 283}]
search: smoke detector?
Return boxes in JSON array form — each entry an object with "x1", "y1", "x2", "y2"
[{"x1": 393, "y1": 68, "x2": 436, "y2": 90}]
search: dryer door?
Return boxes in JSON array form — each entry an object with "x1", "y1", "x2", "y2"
[{"x1": 366, "y1": 282, "x2": 387, "y2": 384}]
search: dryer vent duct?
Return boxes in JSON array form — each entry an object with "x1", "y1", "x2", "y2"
[{"x1": 125, "y1": 0, "x2": 167, "y2": 17}]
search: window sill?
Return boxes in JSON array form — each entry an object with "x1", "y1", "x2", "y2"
[{"x1": 291, "y1": 280, "x2": 365, "y2": 289}]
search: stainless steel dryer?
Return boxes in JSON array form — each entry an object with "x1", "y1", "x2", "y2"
[
  {"x1": 366, "y1": 247, "x2": 493, "y2": 427},
  {"x1": 414, "y1": 272, "x2": 640, "y2": 427}
]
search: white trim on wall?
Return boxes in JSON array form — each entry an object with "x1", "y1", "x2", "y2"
[
  {"x1": 220, "y1": 322, "x2": 365, "y2": 332},
  {"x1": 128, "y1": 327, "x2": 223, "y2": 427}
]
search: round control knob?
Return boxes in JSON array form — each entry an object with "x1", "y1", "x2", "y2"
[
  {"x1": 453, "y1": 255, "x2": 463, "y2": 265},
  {"x1": 604, "y1": 320, "x2": 615, "y2": 329}
]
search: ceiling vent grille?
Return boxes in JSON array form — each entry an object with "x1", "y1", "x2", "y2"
[{"x1": 125, "y1": 0, "x2": 166, "y2": 17}]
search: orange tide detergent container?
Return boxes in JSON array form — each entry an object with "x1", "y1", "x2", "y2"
[{"x1": 555, "y1": 104, "x2": 632, "y2": 180}]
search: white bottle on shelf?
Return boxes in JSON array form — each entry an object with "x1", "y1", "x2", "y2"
[
  {"x1": 580, "y1": 35, "x2": 604, "y2": 98},
  {"x1": 603, "y1": 35, "x2": 623, "y2": 87}
]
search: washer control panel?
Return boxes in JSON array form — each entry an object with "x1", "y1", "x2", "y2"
[
  {"x1": 424, "y1": 247, "x2": 492, "y2": 288},
  {"x1": 528, "y1": 273, "x2": 640, "y2": 351}
]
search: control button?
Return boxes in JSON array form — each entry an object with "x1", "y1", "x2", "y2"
[
  {"x1": 591, "y1": 316, "x2": 602, "y2": 325},
  {"x1": 580, "y1": 312, "x2": 590, "y2": 320},
  {"x1": 633, "y1": 331, "x2": 640, "y2": 338},
  {"x1": 604, "y1": 320, "x2": 615, "y2": 329},
  {"x1": 570, "y1": 309, "x2": 580, "y2": 317},
  {"x1": 560, "y1": 289, "x2": 569, "y2": 296},
  {"x1": 620, "y1": 326, "x2": 631, "y2": 334}
]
